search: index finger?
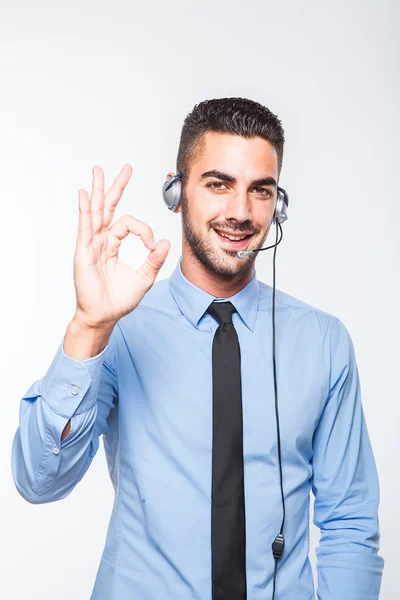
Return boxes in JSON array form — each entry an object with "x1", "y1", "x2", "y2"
[
  {"x1": 90, "y1": 166, "x2": 105, "y2": 234},
  {"x1": 103, "y1": 164, "x2": 133, "y2": 228}
]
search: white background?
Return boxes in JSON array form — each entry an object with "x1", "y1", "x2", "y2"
[{"x1": 1, "y1": 1, "x2": 398, "y2": 598}]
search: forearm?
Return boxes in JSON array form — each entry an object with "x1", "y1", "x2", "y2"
[
  {"x1": 11, "y1": 331, "x2": 113, "y2": 503},
  {"x1": 12, "y1": 397, "x2": 98, "y2": 504},
  {"x1": 313, "y1": 410, "x2": 384, "y2": 599},
  {"x1": 60, "y1": 317, "x2": 114, "y2": 441}
]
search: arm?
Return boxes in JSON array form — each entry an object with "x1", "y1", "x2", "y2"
[
  {"x1": 11, "y1": 164, "x2": 170, "y2": 503},
  {"x1": 11, "y1": 321, "x2": 118, "y2": 504},
  {"x1": 311, "y1": 317, "x2": 384, "y2": 599}
]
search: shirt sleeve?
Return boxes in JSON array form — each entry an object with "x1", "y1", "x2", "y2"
[
  {"x1": 311, "y1": 317, "x2": 384, "y2": 599},
  {"x1": 11, "y1": 326, "x2": 118, "y2": 504}
]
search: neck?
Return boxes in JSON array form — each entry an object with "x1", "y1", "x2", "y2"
[{"x1": 181, "y1": 248, "x2": 255, "y2": 298}]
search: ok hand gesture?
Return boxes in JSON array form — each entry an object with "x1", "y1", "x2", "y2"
[{"x1": 73, "y1": 165, "x2": 170, "y2": 330}]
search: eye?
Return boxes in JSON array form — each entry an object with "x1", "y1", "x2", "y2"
[
  {"x1": 206, "y1": 181, "x2": 227, "y2": 190},
  {"x1": 251, "y1": 187, "x2": 273, "y2": 197}
]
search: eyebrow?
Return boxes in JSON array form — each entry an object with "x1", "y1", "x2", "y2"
[{"x1": 199, "y1": 170, "x2": 277, "y2": 188}]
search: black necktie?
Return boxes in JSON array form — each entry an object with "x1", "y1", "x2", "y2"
[{"x1": 207, "y1": 300, "x2": 247, "y2": 600}]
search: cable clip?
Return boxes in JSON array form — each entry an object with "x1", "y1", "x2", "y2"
[{"x1": 271, "y1": 533, "x2": 285, "y2": 560}]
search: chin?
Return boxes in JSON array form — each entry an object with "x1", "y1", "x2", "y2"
[{"x1": 198, "y1": 246, "x2": 256, "y2": 277}]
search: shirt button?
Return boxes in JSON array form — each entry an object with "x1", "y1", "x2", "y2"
[
  {"x1": 52, "y1": 445, "x2": 60, "y2": 455},
  {"x1": 70, "y1": 385, "x2": 80, "y2": 395}
]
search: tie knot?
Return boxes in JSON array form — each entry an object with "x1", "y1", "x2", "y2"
[{"x1": 207, "y1": 300, "x2": 237, "y2": 325}]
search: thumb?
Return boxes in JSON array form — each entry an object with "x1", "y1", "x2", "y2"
[{"x1": 138, "y1": 239, "x2": 171, "y2": 286}]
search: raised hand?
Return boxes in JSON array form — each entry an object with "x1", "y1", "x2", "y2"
[{"x1": 72, "y1": 164, "x2": 170, "y2": 330}]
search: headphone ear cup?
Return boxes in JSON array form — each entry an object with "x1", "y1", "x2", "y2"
[
  {"x1": 274, "y1": 188, "x2": 289, "y2": 224},
  {"x1": 162, "y1": 176, "x2": 182, "y2": 212}
]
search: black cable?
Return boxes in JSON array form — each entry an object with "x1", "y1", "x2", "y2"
[
  {"x1": 271, "y1": 219, "x2": 286, "y2": 600},
  {"x1": 254, "y1": 221, "x2": 284, "y2": 253},
  {"x1": 237, "y1": 217, "x2": 286, "y2": 597}
]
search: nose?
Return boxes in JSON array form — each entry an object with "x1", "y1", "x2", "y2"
[{"x1": 224, "y1": 188, "x2": 252, "y2": 223}]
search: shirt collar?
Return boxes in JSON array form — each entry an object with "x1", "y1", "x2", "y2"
[{"x1": 169, "y1": 256, "x2": 260, "y2": 332}]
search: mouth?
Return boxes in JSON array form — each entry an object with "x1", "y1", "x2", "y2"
[{"x1": 212, "y1": 228, "x2": 255, "y2": 251}]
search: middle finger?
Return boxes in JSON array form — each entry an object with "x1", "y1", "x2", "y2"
[{"x1": 103, "y1": 164, "x2": 133, "y2": 229}]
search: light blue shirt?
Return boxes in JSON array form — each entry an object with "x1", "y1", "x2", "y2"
[{"x1": 11, "y1": 257, "x2": 384, "y2": 599}]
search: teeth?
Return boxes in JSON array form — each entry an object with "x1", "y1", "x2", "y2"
[{"x1": 217, "y1": 231, "x2": 248, "y2": 241}]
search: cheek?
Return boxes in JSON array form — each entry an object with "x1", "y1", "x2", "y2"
[
  {"x1": 259, "y1": 202, "x2": 275, "y2": 225},
  {"x1": 248, "y1": 205, "x2": 271, "y2": 233},
  {"x1": 194, "y1": 193, "x2": 223, "y2": 226}
]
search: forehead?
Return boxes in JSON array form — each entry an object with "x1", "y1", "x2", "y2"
[{"x1": 192, "y1": 131, "x2": 278, "y2": 179}]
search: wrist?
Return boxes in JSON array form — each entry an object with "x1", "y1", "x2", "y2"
[
  {"x1": 64, "y1": 315, "x2": 115, "y2": 361},
  {"x1": 72, "y1": 309, "x2": 116, "y2": 334}
]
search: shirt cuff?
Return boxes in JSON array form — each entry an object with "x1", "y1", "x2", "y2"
[
  {"x1": 22, "y1": 335, "x2": 110, "y2": 418},
  {"x1": 316, "y1": 545, "x2": 384, "y2": 599}
]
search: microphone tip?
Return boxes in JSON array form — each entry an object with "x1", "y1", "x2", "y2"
[{"x1": 237, "y1": 250, "x2": 252, "y2": 259}]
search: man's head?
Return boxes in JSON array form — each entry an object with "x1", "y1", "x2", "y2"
[{"x1": 168, "y1": 97, "x2": 285, "y2": 278}]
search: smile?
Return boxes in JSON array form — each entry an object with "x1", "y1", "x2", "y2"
[{"x1": 213, "y1": 228, "x2": 254, "y2": 249}]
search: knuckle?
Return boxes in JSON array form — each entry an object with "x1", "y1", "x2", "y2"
[
  {"x1": 146, "y1": 254, "x2": 159, "y2": 270},
  {"x1": 123, "y1": 213, "x2": 136, "y2": 225},
  {"x1": 114, "y1": 214, "x2": 126, "y2": 226},
  {"x1": 141, "y1": 223, "x2": 153, "y2": 238}
]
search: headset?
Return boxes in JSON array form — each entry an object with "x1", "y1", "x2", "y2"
[
  {"x1": 162, "y1": 171, "x2": 289, "y2": 600},
  {"x1": 162, "y1": 169, "x2": 288, "y2": 225}
]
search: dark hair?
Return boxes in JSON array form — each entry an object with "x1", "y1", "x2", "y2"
[{"x1": 176, "y1": 97, "x2": 285, "y2": 181}]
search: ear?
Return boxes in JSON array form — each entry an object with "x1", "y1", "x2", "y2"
[{"x1": 166, "y1": 171, "x2": 176, "y2": 180}]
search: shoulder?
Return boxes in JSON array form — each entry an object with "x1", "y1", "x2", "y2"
[
  {"x1": 258, "y1": 281, "x2": 357, "y2": 384},
  {"x1": 257, "y1": 279, "x2": 348, "y2": 339},
  {"x1": 258, "y1": 279, "x2": 331, "y2": 316},
  {"x1": 258, "y1": 279, "x2": 337, "y2": 318}
]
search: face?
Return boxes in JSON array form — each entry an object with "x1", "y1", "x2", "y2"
[{"x1": 171, "y1": 131, "x2": 280, "y2": 277}]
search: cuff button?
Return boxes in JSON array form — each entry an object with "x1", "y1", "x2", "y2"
[{"x1": 70, "y1": 385, "x2": 80, "y2": 395}]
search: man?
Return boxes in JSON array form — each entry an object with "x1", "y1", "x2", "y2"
[{"x1": 11, "y1": 97, "x2": 384, "y2": 599}]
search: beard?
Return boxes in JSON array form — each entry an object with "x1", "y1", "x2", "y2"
[{"x1": 180, "y1": 187, "x2": 266, "y2": 277}]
